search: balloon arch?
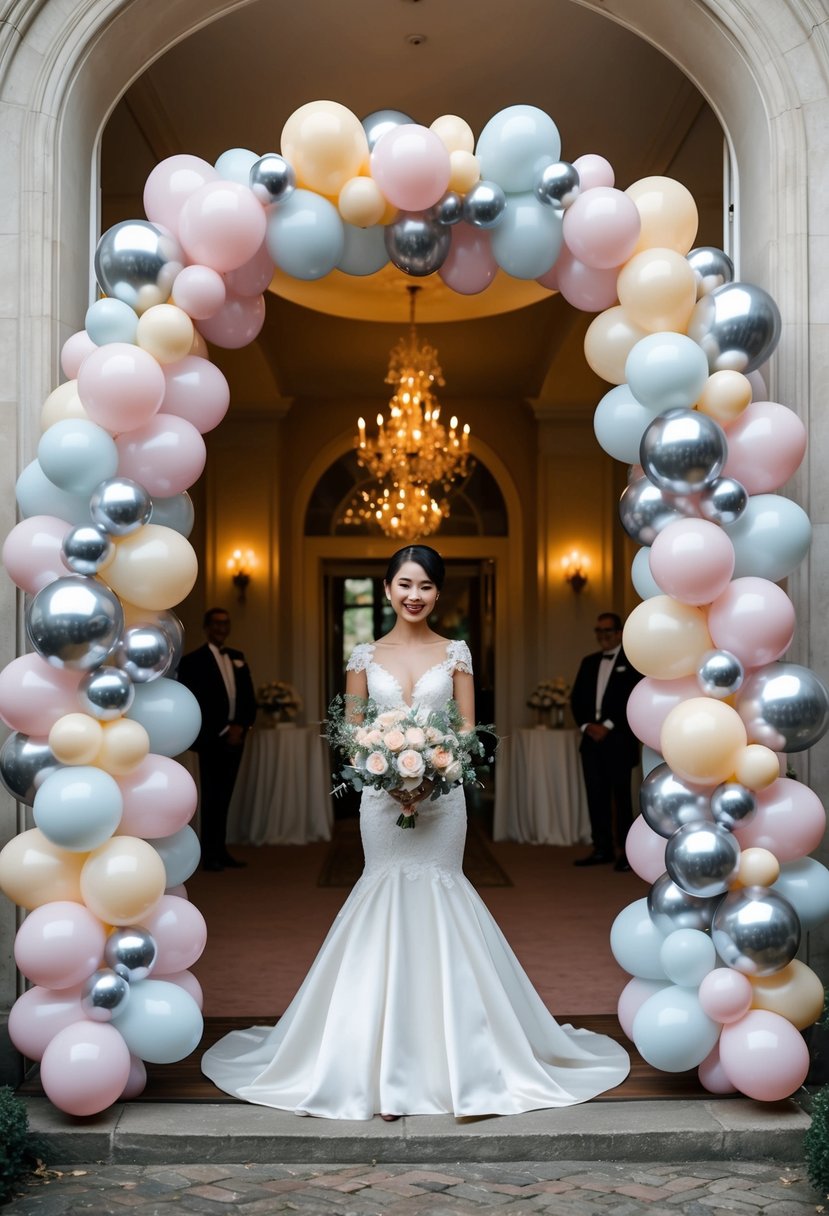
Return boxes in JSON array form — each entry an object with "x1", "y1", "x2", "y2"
[{"x1": 0, "y1": 101, "x2": 827, "y2": 1114}]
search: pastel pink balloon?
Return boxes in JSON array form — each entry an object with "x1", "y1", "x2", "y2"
[
  {"x1": 370, "y1": 124, "x2": 451, "y2": 212},
  {"x1": 115, "y1": 414, "x2": 206, "y2": 497},
  {"x1": 178, "y1": 181, "x2": 267, "y2": 273},
  {"x1": 707, "y1": 577, "x2": 795, "y2": 667},
  {"x1": 41, "y1": 1021, "x2": 131, "y2": 1116},
  {"x1": 625, "y1": 814, "x2": 667, "y2": 882},
  {"x1": 143, "y1": 154, "x2": 220, "y2": 234},
  {"x1": 117, "y1": 755, "x2": 197, "y2": 838},
  {"x1": 617, "y1": 977, "x2": 668, "y2": 1038},
  {"x1": 573, "y1": 154, "x2": 615, "y2": 191},
  {"x1": 120, "y1": 1054, "x2": 148, "y2": 1100},
  {"x1": 140, "y1": 894, "x2": 207, "y2": 973},
  {"x1": 649, "y1": 519, "x2": 735, "y2": 606},
  {"x1": 2, "y1": 515, "x2": 72, "y2": 594},
  {"x1": 555, "y1": 247, "x2": 620, "y2": 312},
  {"x1": 719, "y1": 1009, "x2": 809, "y2": 1101},
  {"x1": 698, "y1": 968, "x2": 753, "y2": 1023},
  {"x1": 0, "y1": 653, "x2": 83, "y2": 734},
  {"x1": 747, "y1": 370, "x2": 767, "y2": 402},
  {"x1": 562, "y1": 187, "x2": 641, "y2": 270},
  {"x1": 626, "y1": 675, "x2": 700, "y2": 751},
  {"x1": 77, "y1": 342, "x2": 166, "y2": 433},
  {"x1": 171, "y1": 265, "x2": 226, "y2": 320},
  {"x1": 438, "y1": 223, "x2": 497, "y2": 295},
  {"x1": 196, "y1": 291, "x2": 266, "y2": 349},
  {"x1": 61, "y1": 331, "x2": 96, "y2": 379},
  {"x1": 723, "y1": 401, "x2": 807, "y2": 494},
  {"x1": 698, "y1": 1044, "x2": 737, "y2": 1094},
  {"x1": 161, "y1": 355, "x2": 230, "y2": 434},
  {"x1": 536, "y1": 260, "x2": 559, "y2": 291},
  {"x1": 157, "y1": 969, "x2": 204, "y2": 1010},
  {"x1": 14, "y1": 900, "x2": 106, "y2": 989},
  {"x1": 223, "y1": 239, "x2": 275, "y2": 297},
  {"x1": 733, "y1": 777, "x2": 826, "y2": 861},
  {"x1": 8, "y1": 984, "x2": 85, "y2": 1060},
  {"x1": 165, "y1": 884, "x2": 188, "y2": 899}
]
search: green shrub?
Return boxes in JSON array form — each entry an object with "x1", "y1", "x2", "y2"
[
  {"x1": 0, "y1": 1087, "x2": 39, "y2": 1205},
  {"x1": 805, "y1": 1084, "x2": 829, "y2": 1195}
]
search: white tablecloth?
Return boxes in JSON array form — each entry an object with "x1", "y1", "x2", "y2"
[
  {"x1": 225, "y1": 724, "x2": 333, "y2": 845},
  {"x1": 493, "y1": 728, "x2": 592, "y2": 845}
]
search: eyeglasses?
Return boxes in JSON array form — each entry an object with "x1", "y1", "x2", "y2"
[{"x1": 594, "y1": 627, "x2": 619, "y2": 636}]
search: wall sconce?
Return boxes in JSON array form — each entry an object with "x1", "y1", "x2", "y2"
[
  {"x1": 561, "y1": 549, "x2": 590, "y2": 594},
  {"x1": 227, "y1": 548, "x2": 257, "y2": 601}
]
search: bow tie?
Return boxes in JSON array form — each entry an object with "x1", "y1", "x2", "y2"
[
  {"x1": 219, "y1": 647, "x2": 230, "y2": 655},
  {"x1": 601, "y1": 654, "x2": 615, "y2": 661}
]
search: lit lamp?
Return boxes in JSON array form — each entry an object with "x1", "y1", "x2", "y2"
[
  {"x1": 561, "y1": 549, "x2": 590, "y2": 594},
  {"x1": 227, "y1": 548, "x2": 257, "y2": 601}
]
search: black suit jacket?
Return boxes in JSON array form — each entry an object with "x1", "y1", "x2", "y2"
[
  {"x1": 570, "y1": 647, "x2": 643, "y2": 768},
  {"x1": 176, "y1": 644, "x2": 257, "y2": 752}
]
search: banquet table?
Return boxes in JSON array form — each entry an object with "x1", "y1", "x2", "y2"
[
  {"x1": 493, "y1": 727, "x2": 592, "y2": 845},
  {"x1": 225, "y1": 723, "x2": 333, "y2": 845}
]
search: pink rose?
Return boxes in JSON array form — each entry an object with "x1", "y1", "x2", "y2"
[
  {"x1": 384, "y1": 729, "x2": 406, "y2": 752},
  {"x1": 376, "y1": 709, "x2": 405, "y2": 729},
  {"x1": 354, "y1": 728, "x2": 371, "y2": 747},
  {"x1": 430, "y1": 746, "x2": 453, "y2": 770},
  {"x1": 425, "y1": 726, "x2": 445, "y2": 744},
  {"x1": 365, "y1": 751, "x2": 389, "y2": 776},
  {"x1": 366, "y1": 729, "x2": 383, "y2": 746},
  {"x1": 396, "y1": 749, "x2": 425, "y2": 780},
  {"x1": 404, "y1": 727, "x2": 426, "y2": 748}
]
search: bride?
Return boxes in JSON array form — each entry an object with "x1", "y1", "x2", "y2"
[{"x1": 201, "y1": 544, "x2": 630, "y2": 1119}]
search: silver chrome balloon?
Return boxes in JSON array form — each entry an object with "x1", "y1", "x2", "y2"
[
  {"x1": 156, "y1": 610, "x2": 185, "y2": 673},
  {"x1": 81, "y1": 968, "x2": 131, "y2": 1022},
  {"x1": 665, "y1": 822, "x2": 741, "y2": 898},
  {"x1": 737, "y1": 663, "x2": 829, "y2": 753},
  {"x1": 697, "y1": 649, "x2": 744, "y2": 699},
  {"x1": 78, "y1": 666, "x2": 135, "y2": 720},
  {"x1": 90, "y1": 478, "x2": 152, "y2": 537},
  {"x1": 711, "y1": 886, "x2": 800, "y2": 976},
  {"x1": 640, "y1": 408, "x2": 727, "y2": 495},
  {"x1": 462, "y1": 180, "x2": 506, "y2": 229},
  {"x1": 618, "y1": 476, "x2": 695, "y2": 546},
  {"x1": 26, "y1": 576, "x2": 124, "y2": 671},
  {"x1": 697, "y1": 476, "x2": 748, "y2": 526},
  {"x1": 0, "y1": 733, "x2": 61, "y2": 805},
  {"x1": 640, "y1": 763, "x2": 712, "y2": 839},
  {"x1": 104, "y1": 926, "x2": 158, "y2": 983},
  {"x1": 686, "y1": 247, "x2": 734, "y2": 299},
  {"x1": 384, "y1": 213, "x2": 451, "y2": 277},
  {"x1": 433, "y1": 191, "x2": 464, "y2": 227},
  {"x1": 710, "y1": 781, "x2": 758, "y2": 831},
  {"x1": 116, "y1": 625, "x2": 173, "y2": 683},
  {"x1": 361, "y1": 108, "x2": 414, "y2": 152},
  {"x1": 61, "y1": 524, "x2": 114, "y2": 577},
  {"x1": 687, "y1": 281, "x2": 782, "y2": 374},
  {"x1": 535, "y1": 160, "x2": 580, "y2": 209},
  {"x1": 94, "y1": 220, "x2": 184, "y2": 315},
  {"x1": 647, "y1": 872, "x2": 720, "y2": 934},
  {"x1": 249, "y1": 153, "x2": 296, "y2": 207}
]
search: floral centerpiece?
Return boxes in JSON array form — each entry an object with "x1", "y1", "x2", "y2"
[
  {"x1": 257, "y1": 680, "x2": 303, "y2": 723},
  {"x1": 325, "y1": 695, "x2": 496, "y2": 828},
  {"x1": 527, "y1": 677, "x2": 571, "y2": 727}
]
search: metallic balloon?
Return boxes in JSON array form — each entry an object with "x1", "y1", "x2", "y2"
[
  {"x1": 686, "y1": 247, "x2": 734, "y2": 299},
  {"x1": 249, "y1": 153, "x2": 296, "y2": 207},
  {"x1": 384, "y1": 213, "x2": 451, "y2": 277},
  {"x1": 618, "y1": 476, "x2": 696, "y2": 546},
  {"x1": 156, "y1": 610, "x2": 185, "y2": 673},
  {"x1": 710, "y1": 781, "x2": 757, "y2": 831},
  {"x1": 94, "y1": 220, "x2": 184, "y2": 315},
  {"x1": 640, "y1": 763, "x2": 712, "y2": 839},
  {"x1": 78, "y1": 666, "x2": 135, "y2": 720},
  {"x1": 90, "y1": 478, "x2": 152, "y2": 537},
  {"x1": 665, "y1": 822, "x2": 741, "y2": 898},
  {"x1": 361, "y1": 108, "x2": 414, "y2": 152},
  {"x1": 116, "y1": 625, "x2": 173, "y2": 683},
  {"x1": 81, "y1": 967, "x2": 131, "y2": 1022},
  {"x1": 640, "y1": 408, "x2": 727, "y2": 495},
  {"x1": 433, "y1": 191, "x2": 464, "y2": 227},
  {"x1": 711, "y1": 886, "x2": 800, "y2": 976},
  {"x1": 737, "y1": 663, "x2": 829, "y2": 753},
  {"x1": 104, "y1": 926, "x2": 158, "y2": 983},
  {"x1": 535, "y1": 160, "x2": 580, "y2": 209},
  {"x1": 61, "y1": 524, "x2": 114, "y2": 577},
  {"x1": 697, "y1": 476, "x2": 748, "y2": 526},
  {"x1": 647, "y1": 872, "x2": 720, "y2": 934},
  {"x1": 0, "y1": 733, "x2": 61, "y2": 805},
  {"x1": 687, "y1": 281, "x2": 782, "y2": 374},
  {"x1": 462, "y1": 180, "x2": 507, "y2": 229},
  {"x1": 697, "y1": 649, "x2": 745, "y2": 700},
  {"x1": 26, "y1": 576, "x2": 124, "y2": 671}
]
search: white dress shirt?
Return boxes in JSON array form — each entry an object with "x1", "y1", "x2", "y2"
[
  {"x1": 595, "y1": 644, "x2": 620, "y2": 729},
  {"x1": 208, "y1": 642, "x2": 237, "y2": 723}
]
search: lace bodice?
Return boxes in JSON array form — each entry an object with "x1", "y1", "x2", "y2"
[{"x1": 347, "y1": 640, "x2": 472, "y2": 713}]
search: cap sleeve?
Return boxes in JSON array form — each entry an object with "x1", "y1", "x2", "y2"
[
  {"x1": 346, "y1": 642, "x2": 374, "y2": 673},
  {"x1": 448, "y1": 639, "x2": 473, "y2": 675}
]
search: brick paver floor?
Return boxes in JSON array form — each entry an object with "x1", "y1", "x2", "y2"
[{"x1": 1, "y1": 1160, "x2": 820, "y2": 1215}]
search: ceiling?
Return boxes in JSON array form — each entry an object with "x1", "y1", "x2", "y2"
[{"x1": 101, "y1": 0, "x2": 724, "y2": 416}]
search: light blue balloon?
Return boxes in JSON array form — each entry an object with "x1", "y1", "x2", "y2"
[
  {"x1": 338, "y1": 223, "x2": 389, "y2": 276},
  {"x1": 625, "y1": 332, "x2": 710, "y2": 411},
  {"x1": 475, "y1": 105, "x2": 561, "y2": 194},
  {"x1": 85, "y1": 298, "x2": 138, "y2": 346},
  {"x1": 594, "y1": 384, "x2": 661, "y2": 464},
  {"x1": 16, "y1": 459, "x2": 92, "y2": 526},
  {"x1": 724, "y1": 494, "x2": 812, "y2": 581},
  {"x1": 33, "y1": 766, "x2": 123, "y2": 851},
  {"x1": 490, "y1": 192, "x2": 562, "y2": 280},
  {"x1": 148, "y1": 825, "x2": 200, "y2": 886},
  {"x1": 215, "y1": 148, "x2": 260, "y2": 185},
  {"x1": 126, "y1": 678, "x2": 201, "y2": 756},
  {"x1": 631, "y1": 547, "x2": 662, "y2": 600},
  {"x1": 773, "y1": 858, "x2": 829, "y2": 931},
  {"x1": 266, "y1": 189, "x2": 345, "y2": 281},
  {"x1": 112, "y1": 978, "x2": 203, "y2": 1063},
  {"x1": 150, "y1": 493, "x2": 194, "y2": 537},
  {"x1": 632, "y1": 985, "x2": 721, "y2": 1072},
  {"x1": 659, "y1": 928, "x2": 717, "y2": 988},
  {"x1": 642, "y1": 746, "x2": 664, "y2": 776},
  {"x1": 610, "y1": 897, "x2": 667, "y2": 980},
  {"x1": 37, "y1": 419, "x2": 119, "y2": 496}
]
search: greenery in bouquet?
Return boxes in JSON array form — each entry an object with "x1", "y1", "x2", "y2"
[
  {"x1": 526, "y1": 676, "x2": 571, "y2": 711},
  {"x1": 257, "y1": 680, "x2": 302, "y2": 720}
]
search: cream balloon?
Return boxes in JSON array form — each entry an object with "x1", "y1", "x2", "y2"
[
  {"x1": 735, "y1": 847, "x2": 780, "y2": 888},
  {"x1": 626, "y1": 176, "x2": 699, "y2": 255},
  {"x1": 281, "y1": 100, "x2": 368, "y2": 197},
  {"x1": 448, "y1": 150, "x2": 480, "y2": 194},
  {"x1": 616, "y1": 247, "x2": 697, "y2": 334},
  {"x1": 80, "y1": 836, "x2": 166, "y2": 925},
  {"x1": 430, "y1": 114, "x2": 475, "y2": 154},
  {"x1": 733, "y1": 744, "x2": 780, "y2": 792},
  {"x1": 48, "y1": 713, "x2": 104, "y2": 765},
  {"x1": 750, "y1": 960, "x2": 825, "y2": 1030},
  {"x1": 623, "y1": 596, "x2": 713, "y2": 679},
  {"x1": 584, "y1": 306, "x2": 648, "y2": 385},
  {"x1": 696, "y1": 370, "x2": 752, "y2": 426},
  {"x1": 0, "y1": 828, "x2": 86, "y2": 909},
  {"x1": 41, "y1": 380, "x2": 88, "y2": 431},
  {"x1": 189, "y1": 329, "x2": 209, "y2": 358},
  {"x1": 136, "y1": 305, "x2": 195, "y2": 366},
  {"x1": 96, "y1": 718, "x2": 151, "y2": 776},
  {"x1": 105, "y1": 525, "x2": 198, "y2": 611},
  {"x1": 661, "y1": 697, "x2": 747, "y2": 786},
  {"x1": 337, "y1": 176, "x2": 386, "y2": 227}
]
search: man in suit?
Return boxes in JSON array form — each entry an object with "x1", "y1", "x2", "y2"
[
  {"x1": 177, "y1": 607, "x2": 257, "y2": 872},
  {"x1": 570, "y1": 612, "x2": 643, "y2": 871}
]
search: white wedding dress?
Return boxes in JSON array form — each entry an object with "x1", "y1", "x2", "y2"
[{"x1": 201, "y1": 640, "x2": 629, "y2": 1118}]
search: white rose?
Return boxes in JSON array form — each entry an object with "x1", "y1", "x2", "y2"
[
  {"x1": 396, "y1": 749, "x2": 425, "y2": 781},
  {"x1": 365, "y1": 751, "x2": 389, "y2": 776},
  {"x1": 404, "y1": 726, "x2": 426, "y2": 748},
  {"x1": 444, "y1": 760, "x2": 462, "y2": 783}
]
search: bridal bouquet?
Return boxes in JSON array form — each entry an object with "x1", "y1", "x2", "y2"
[{"x1": 325, "y1": 696, "x2": 495, "y2": 828}]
